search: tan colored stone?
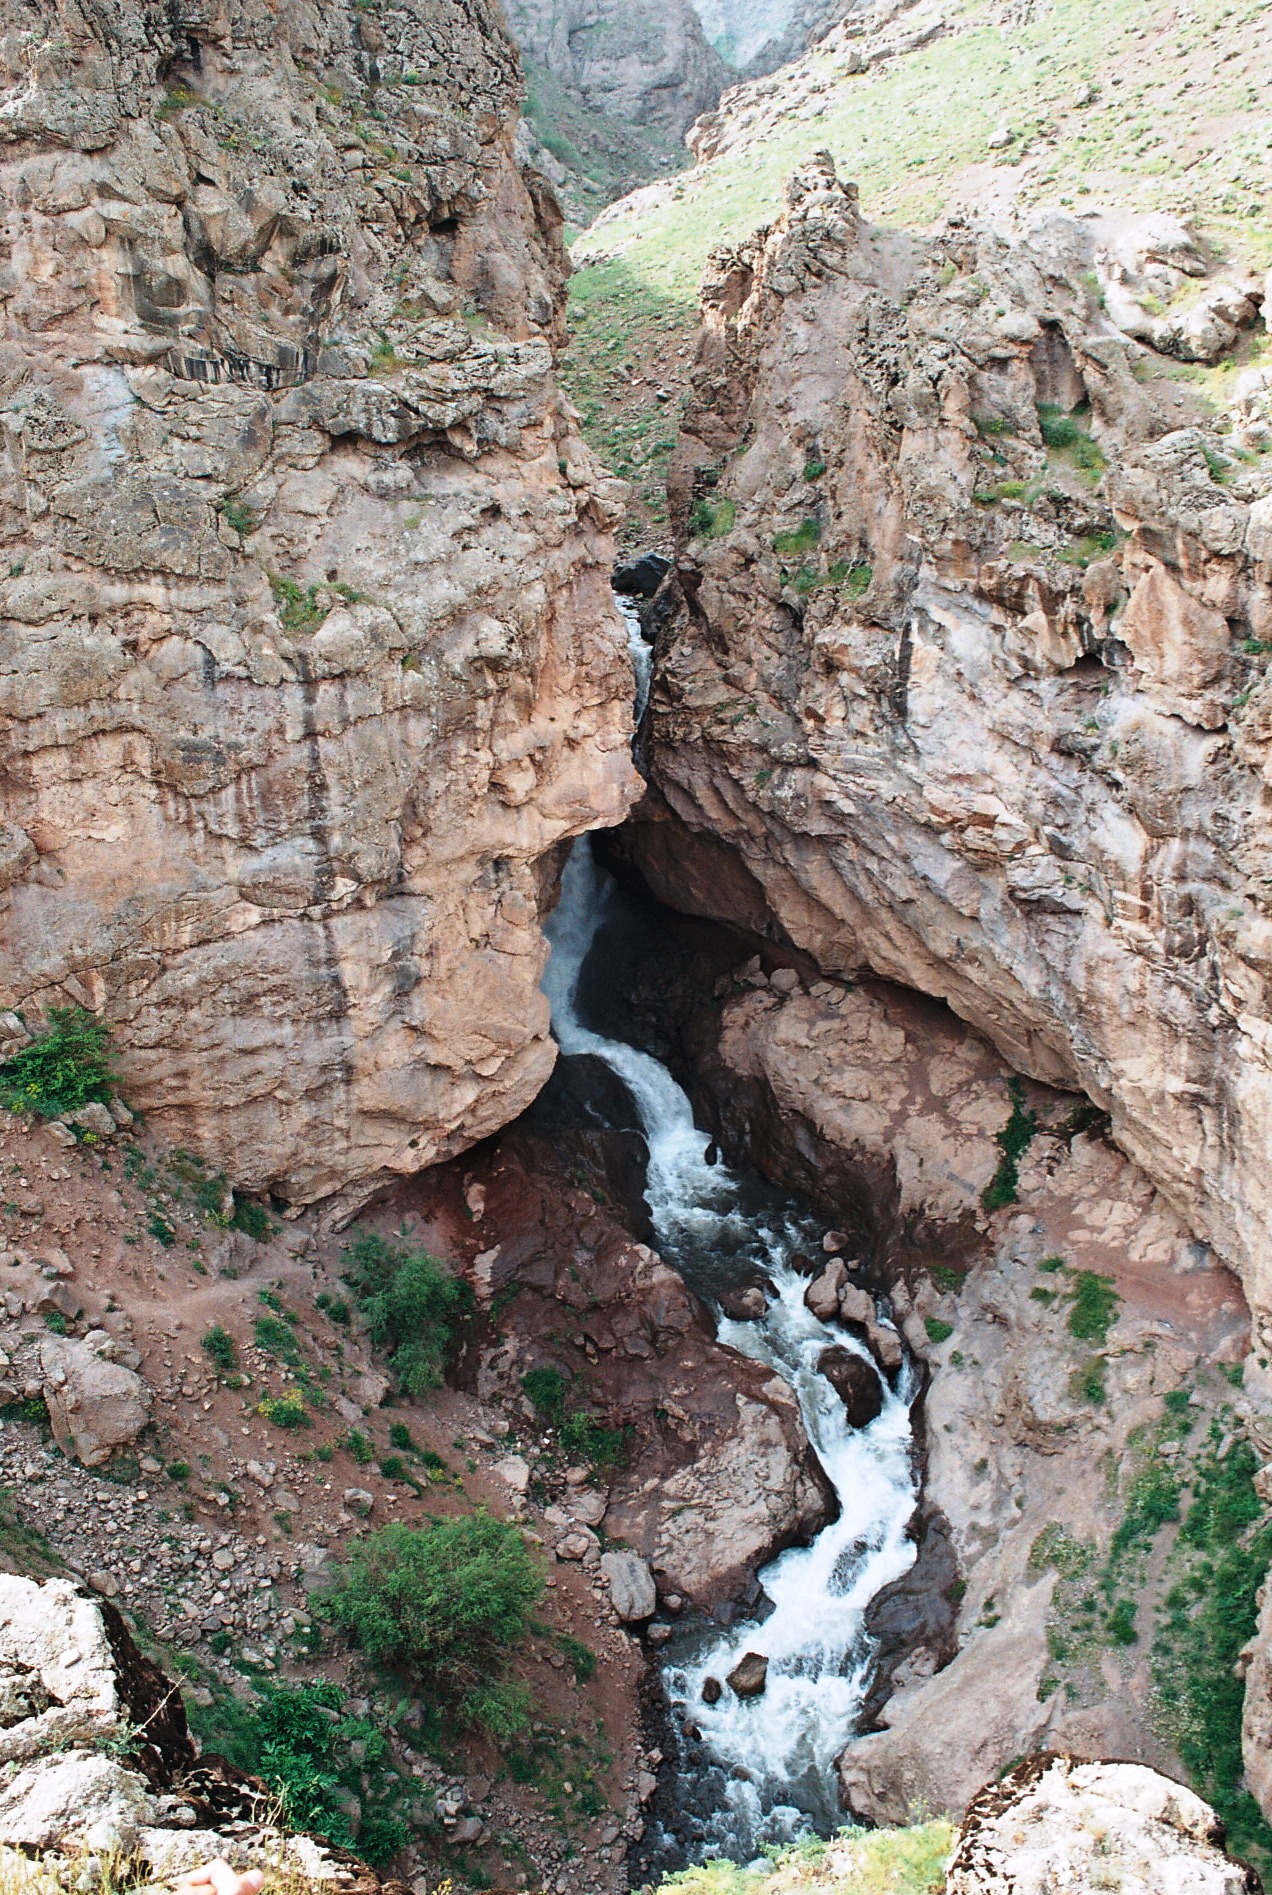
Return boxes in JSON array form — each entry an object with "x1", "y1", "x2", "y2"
[{"x1": 1119, "y1": 563, "x2": 1231, "y2": 727}]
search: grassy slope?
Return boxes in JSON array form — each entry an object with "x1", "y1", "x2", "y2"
[
  {"x1": 561, "y1": 0, "x2": 1272, "y2": 540},
  {"x1": 652, "y1": 1822, "x2": 955, "y2": 1895}
]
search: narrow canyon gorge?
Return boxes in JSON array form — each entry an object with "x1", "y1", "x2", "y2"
[{"x1": 0, "y1": 0, "x2": 1269, "y2": 1893}]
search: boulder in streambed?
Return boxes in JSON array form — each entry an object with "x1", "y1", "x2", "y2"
[
  {"x1": 728, "y1": 1651, "x2": 769, "y2": 1698},
  {"x1": 818, "y1": 1346, "x2": 884, "y2": 1428},
  {"x1": 702, "y1": 1676, "x2": 722, "y2": 1704},
  {"x1": 601, "y1": 1550, "x2": 657, "y2": 1622},
  {"x1": 805, "y1": 1260, "x2": 846, "y2": 1320}
]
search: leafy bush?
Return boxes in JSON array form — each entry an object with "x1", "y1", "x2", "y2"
[
  {"x1": 330, "y1": 1514, "x2": 542, "y2": 1732},
  {"x1": 342, "y1": 1232, "x2": 473, "y2": 1395},
  {"x1": 0, "y1": 1008, "x2": 115, "y2": 1119},
  {"x1": 558, "y1": 1410, "x2": 631, "y2": 1470},
  {"x1": 981, "y1": 1078, "x2": 1038, "y2": 1210},
  {"x1": 187, "y1": 1679, "x2": 407, "y2": 1868},
  {"x1": 346, "y1": 1428, "x2": 374, "y2": 1464},
  {"x1": 230, "y1": 1196, "x2": 273, "y2": 1241},
  {"x1": 924, "y1": 1317, "x2": 954, "y2": 1345},
  {"x1": 258, "y1": 1390, "x2": 308, "y2": 1428},
  {"x1": 219, "y1": 496, "x2": 256, "y2": 538},
  {"x1": 523, "y1": 1366, "x2": 569, "y2": 1423},
  {"x1": 166, "y1": 1460, "x2": 191, "y2": 1482},
  {"x1": 388, "y1": 1421, "x2": 413, "y2": 1450},
  {"x1": 201, "y1": 1325, "x2": 239, "y2": 1376},
  {"x1": 269, "y1": 573, "x2": 328, "y2": 634}
]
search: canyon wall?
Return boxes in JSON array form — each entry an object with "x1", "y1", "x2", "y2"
[
  {"x1": 0, "y1": 0, "x2": 640, "y2": 1212},
  {"x1": 633, "y1": 156, "x2": 1272, "y2": 1319}
]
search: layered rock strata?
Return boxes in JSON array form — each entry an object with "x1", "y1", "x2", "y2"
[
  {"x1": 634, "y1": 155, "x2": 1272, "y2": 1316},
  {"x1": 0, "y1": 0, "x2": 639, "y2": 1212}
]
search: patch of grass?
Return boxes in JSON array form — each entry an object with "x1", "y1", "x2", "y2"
[
  {"x1": 346, "y1": 1429, "x2": 375, "y2": 1464},
  {"x1": 772, "y1": 517, "x2": 821, "y2": 557},
  {"x1": 980, "y1": 1077, "x2": 1038, "y2": 1210},
  {"x1": 523, "y1": 1366, "x2": 569, "y2": 1424},
  {"x1": 201, "y1": 1324, "x2": 238, "y2": 1376},
  {"x1": 556, "y1": 1632, "x2": 597, "y2": 1683},
  {"x1": 928, "y1": 1264, "x2": 966, "y2": 1294},
  {"x1": 330, "y1": 1514, "x2": 543, "y2": 1738},
  {"x1": 1069, "y1": 1354, "x2": 1108, "y2": 1405},
  {"x1": 219, "y1": 496, "x2": 256, "y2": 537},
  {"x1": 1067, "y1": 1269, "x2": 1120, "y2": 1344},
  {"x1": 254, "y1": 1312, "x2": 303, "y2": 1365},
  {"x1": 0, "y1": 1007, "x2": 115, "y2": 1119},
  {"x1": 924, "y1": 1317, "x2": 954, "y2": 1345},
  {"x1": 1153, "y1": 1419, "x2": 1272, "y2": 1875},
  {"x1": 166, "y1": 1460, "x2": 190, "y2": 1483},
  {"x1": 269, "y1": 574, "x2": 328, "y2": 635},
  {"x1": 342, "y1": 1231, "x2": 474, "y2": 1397},
  {"x1": 689, "y1": 495, "x2": 736, "y2": 540},
  {"x1": 558, "y1": 1410, "x2": 632, "y2": 1472},
  {"x1": 653, "y1": 1820, "x2": 954, "y2": 1893},
  {"x1": 388, "y1": 1421, "x2": 414, "y2": 1450}
]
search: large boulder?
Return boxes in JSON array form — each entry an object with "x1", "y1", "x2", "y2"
[
  {"x1": 600, "y1": 1551, "x2": 657, "y2": 1622},
  {"x1": 817, "y1": 1346, "x2": 883, "y2": 1429},
  {"x1": 947, "y1": 1755, "x2": 1257, "y2": 1893},
  {"x1": 39, "y1": 1337, "x2": 150, "y2": 1467},
  {"x1": 727, "y1": 1651, "x2": 769, "y2": 1698}
]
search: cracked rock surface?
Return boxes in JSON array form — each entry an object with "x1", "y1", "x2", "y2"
[{"x1": 0, "y1": 0, "x2": 640, "y2": 1213}]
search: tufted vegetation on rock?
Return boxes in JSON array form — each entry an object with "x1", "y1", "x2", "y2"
[{"x1": 0, "y1": 1010, "x2": 115, "y2": 1121}]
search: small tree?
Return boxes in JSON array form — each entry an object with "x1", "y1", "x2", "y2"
[
  {"x1": 342, "y1": 1232, "x2": 473, "y2": 1394},
  {"x1": 330, "y1": 1514, "x2": 542, "y2": 1729}
]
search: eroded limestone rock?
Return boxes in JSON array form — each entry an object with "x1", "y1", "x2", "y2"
[
  {"x1": 0, "y1": 0, "x2": 640, "y2": 1215},
  {"x1": 634, "y1": 153, "x2": 1272, "y2": 1322},
  {"x1": 39, "y1": 1336, "x2": 149, "y2": 1468},
  {"x1": 947, "y1": 1756, "x2": 1257, "y2": 1894}
]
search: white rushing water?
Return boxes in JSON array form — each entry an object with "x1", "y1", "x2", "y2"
[
  {"x1": 617, "y1": 594, "x2": 653, "y2": 724},
  {"x1": 542, "y1": 833, "x2": 920, "y2": 1862}
]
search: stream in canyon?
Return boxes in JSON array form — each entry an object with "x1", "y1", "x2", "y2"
[{"x1": 543, "y1": 645, "x2": 921, "y2": 1862}]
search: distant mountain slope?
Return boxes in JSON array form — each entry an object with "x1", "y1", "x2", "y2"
[
  {"x1": 574, "y1": 0, "x2": 1272, "y2": 300},
  {"x1": 505, "y1": 0, "x2": 727, "y2": 217}
]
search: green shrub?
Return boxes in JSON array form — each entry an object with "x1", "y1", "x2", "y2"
[
  {"x1": 0, "y1": 1008, "x2": 115, "y2": 1119},
  {"x1": 258, "y1": 1390, "x2": 308, "y2": 1428},
  {"x1": 523, "y1": 1366, "x2": 569, "y2": 1423},
  {"x1": 461, "y1": 1678, "x2": 533, "y2": 1742},
  {"x1": 330, "y1": 1514, "x2": 543, "y2": 1709},
  {"x1": 230, "y1": 1196, "x2": 273, "y2": 1241},
  {"x1": 1069, "y1": 1355, "x2": 1108, "y2": 1406},
  {"x1": 388, "y1": 1421, "x2": 413, "y2": 1450},
  {"x1": 219, "y1": 496, "x2": 256, "y2": 538},
  {"x1": 803, "y1": 456, "x2": 827, "y2": 481},
  {"x1": 1067, "y1": 1269, "x2": 1120, "y2": 1344},
  {"x1": 187, "y1": 1680, "x2": 407, "y2": 1868},
  {"x1": 924, "y1": 1317, "x2": 954, "y2": 1345},
  {"x1": 558, "y1": 1410, "x2": 631, "y2": 1470},
  {"x1": 269, "y1": 573, "x2": 328, "y2": 634},
  {"x1": 378, "y1": 1455, "x2": 407, "y2": 1481},
  {"x1": 148, "y1": 1212, "x2": 176, "y2": 1248},
  {"x1": 254, "y1": 1313, "x2": 302, "y2": 1364},
  {"x1": 346, "y1": 1428, "x2": 374, "y2": 1464},
  {"x1": 981, "y1": 1078, "x2": 1038, "y2": 1210},
  {"x1": 166, "y1": 1460, "x2": 191, "y2": 1482},
  {"x1": 317, "y1": 1292, "x2": 350, "y2": 1325},
  {"x1": 557, "y1": 1632, "x2": 597, "y2": 1683},
  {"x1": 342, "y1": 1232, "x2": 474, "y2": 1395},
  {"x1": 201, "y1": 1324, "x2": 239, "y2": 1376}
]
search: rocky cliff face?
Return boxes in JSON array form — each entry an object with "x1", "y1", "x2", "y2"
[
  {"x1": 631, "y1": 156, "x2": 1272, "y2": 1322},
  {"x1": 0, "y1": 0, "x2": 640, "y2": 1214}
]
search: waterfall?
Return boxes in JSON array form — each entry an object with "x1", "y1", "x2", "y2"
[{"x1": 542, "y1": 833, "x2": 920, "y2": 1864}]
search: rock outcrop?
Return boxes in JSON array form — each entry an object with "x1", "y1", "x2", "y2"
[
  {"x1": 633, "y1": 155, "x2": 1272, "y2": 1318},
  {"x1": 947, "y1": 1755, "x2": 1257, "y2": 1895},
  {"x1": 39, "y1": 1333, "x2": 150, "y2": 1468},
  {"x1": 0, "y1": 0, "x2": 640, "y2": 1215},
  {"x1": 0, "y1": 1570, "x2": 391, "y2": 1888}
]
